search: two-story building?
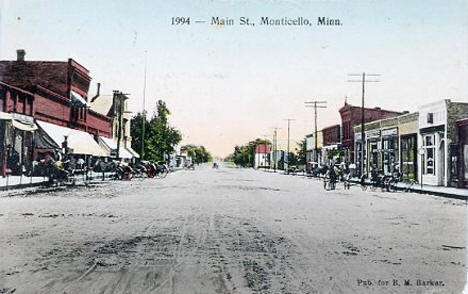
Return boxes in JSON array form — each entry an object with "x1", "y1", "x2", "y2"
[
  {"x1": 0, "y1": 50, "x2": 113, "y2": 170},
  {"x1": 417, "y1": 99, "x2": 468, "y2": 187},
  {"x1": 90, "y1": 90, "x2": 139, "y2": 160},
  {"x1": 305, "y1": 131, "x2": 323, "y2": 171},
  {"x1": 321, "y1": 124, "x2": 341, "y2": 164},
  {"x1": 339, "y1": 102, "x2": 402, "y2": 164}
]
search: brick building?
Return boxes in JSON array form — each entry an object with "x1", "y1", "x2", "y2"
[
  {"x1": 0, "y1": 82, "x2": 40, "y2": 176},
  {"x1": 321, "y1": 124, "x2": 341, "y2": 164},
  {"x1": 0, "y1": 50, "x2": 115, "y2": 175},
  {"x1": 339, "y1": 102, "x2": 403, "y2": 163},
  {"x1": 0, "y1": 50, "x2": 111, "y2": 137}
]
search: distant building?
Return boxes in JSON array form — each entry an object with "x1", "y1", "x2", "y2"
[
  {"x1": 321, "y1": 124, "x2": 341, "y2": 164},
  {"x1": 90, "y1": 89, "x2": 139, "y2": 159},
  {"x1": 254, "y1": 144, "x2": 271, "y2": 169},
  {"x1": 269, "y1": 149, "x2": 285, "y2": 170},
  {"x1": 305, "y1": 131, "x2": 323, "y2": 171}
]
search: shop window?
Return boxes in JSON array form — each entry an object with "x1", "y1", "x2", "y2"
[{"x1": 423, "y1": 134, "x2": 436, "y2": 175}]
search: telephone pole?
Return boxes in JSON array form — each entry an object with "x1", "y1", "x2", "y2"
[
  {"x1": 347, "y1": 72, "x2": 381, "y2": 176},
  {"x1": 283, "y1": 118, "x2": 295, "y2": 174},
  {"x1": 140, "y1": 50, "x2": 148, "y2": 158},
  {"x1": 272, "y1": 127, "x2": 280, "y2": 172},
  {"x1": 263, "y1": 134, "x2": 269, "y2": 171},
  {"x1": 305, "y1": 101, "x2": 327, "y2": 164}
]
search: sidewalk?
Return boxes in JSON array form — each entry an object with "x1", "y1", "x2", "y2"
[
  {"x1": 260, "y1": 169, "x2": 467, "y2": 200},
  {"x1": 394, "y1": 182, "x2": 467, "y2": 200},
  {"x1": 346, "y1": 177, "x2": 467, "y2": 200},
  {"x1": 0, "y1": 175, "x2": 49, "y2": 191}
]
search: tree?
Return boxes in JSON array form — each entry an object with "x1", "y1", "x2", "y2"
[
  {"x1": 131, "y1": 100, "x2": 182, "y2": 161},
  {"x1": 295, "y1": 138, "x2": 307, "y2": 166},
  {"x1": 183, "y1": 144, "x2": 212, "y2": 164},
  {"x1": 230, "y1": 138, "x2": 270, "y2": 167}
]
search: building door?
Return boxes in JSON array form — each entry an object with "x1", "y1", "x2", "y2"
[
  {"x1": 401, "y1": 134, "x2": 417, "y2": 182},
  {"x1": 438, "y1": 136, "x2": 445, "y2": 186}
]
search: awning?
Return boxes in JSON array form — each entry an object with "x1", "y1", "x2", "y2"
[
  {"x1": 127, "y1": 146, "x2": 140, "y2": 158},
  {"x1": 35, "y1": 126, "x2": 60, "y2": 149},
  {"x1": 97, "y1": 136, "x2": 137, "y2": 159},
  {"x1": 70, "y1": 90, "x2": 89, "y2": 107},
  {"x1": 12, "y1": 119, "x2": 38, "y2": 131},
  {"x1": 36, "y1": 120, "x2": 108, "y2": 156},
  {"x1": 0, "y1": 112, "x2": 38, "y2": 131},
  {"x1": 0, "y1": 112, "x2": 12, "y2": 120}
]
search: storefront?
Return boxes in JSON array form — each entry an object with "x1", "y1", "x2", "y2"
[
  {"x1": 365, "y1": 129, "x2": 381, "y2": 174},
  {"x1": 456, "y1": 119, "x2": 468, "y2": 188},
  {"x1": 400, "y1": 134, "x2": 417, "y2": 181},
  {"x1": 0, "y1": 112, "x2": 38, "y2": 176},
  {"x1": 36, "y1": 120, "x2": 108, "y2": 158},
  {"x1": 354, "y1": 133, "x2": 364, "y2": 176},
  {"x1": 381, "y1": 128, "x2": 399, "y2": 175},
  {"x1": 419, "y1": 126, "x2": 445, "y2": 186}
]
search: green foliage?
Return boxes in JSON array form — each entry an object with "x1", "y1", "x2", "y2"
[
  {"x1": 130, "y1": 100, "x2": 182, "y2": 161},
  {"x1": 230, "y1": 138, "x2": 270, "y2": 167},
  {"x1": 295, "y1": 138, "x2": 307, "y2": 165},
  {"x1": 183, "y1": 144, "x2": 212, "y2": 163}
]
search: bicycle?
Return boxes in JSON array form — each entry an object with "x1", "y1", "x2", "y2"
[
  {"x1": 155, "y1": 162, "x2": 169, "y2": 178},
  {"x1": 323, "y1": 175, "x2": 337, "y2": 191}
]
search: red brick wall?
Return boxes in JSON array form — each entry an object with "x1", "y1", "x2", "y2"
[
  {"x1": 33, "y1": 93, "x2": 70, "y2": 126},
  {"x1": 339, "y1": 104, "x2": 402, "y2": 161},
  {"x1": 0, "y1": 82, "x2": 34, "y2": 116},
  {"x1": 0, "y1": 58, "x2": 111, "y2": 137},
  {"x1": 322, "y1": 124, "x2": 341, "y2": 146},
  {"x1": 87, "y1": 110, "x2": 112, "y2": 138},
  {"x1": 0, "y1": 61, "x2": 69, "y2": 96}
]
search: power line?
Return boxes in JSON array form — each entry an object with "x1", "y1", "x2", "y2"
[
  {"x1": 283, "y1": 118, "x2": 296, "y2": 174},
  {"x1": 347, "y1": 72, "x2": 381, "y2": 176},
  {"x1": 140, "y1": 50, "x2": 148, "y2": 158},
  {"x1": 305, "y1": 100, "x2": 327, "y2": 163}
]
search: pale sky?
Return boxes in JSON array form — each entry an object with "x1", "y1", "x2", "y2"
[{"x1": 1, "y1": 0, "x2": 467, "y2": 157}]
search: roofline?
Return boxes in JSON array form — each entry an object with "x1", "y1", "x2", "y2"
[{"x1": 0, "y1": 81, "x2": 34, "y2": 96}]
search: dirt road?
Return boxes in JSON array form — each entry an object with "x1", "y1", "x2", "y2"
[{"x1": 0, "y1": 165, "x2": 466, "y2": 293}]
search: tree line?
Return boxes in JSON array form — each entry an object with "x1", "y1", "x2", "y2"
[
  {"x1": 225, "y1": 138, "x2": 307, "y2": 168},
  {"x1": 130, "y1": 100, "x2": 211, "y2": 163}
]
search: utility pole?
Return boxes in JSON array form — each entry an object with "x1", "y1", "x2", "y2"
[
  {"x1": 140, "y1": 50, "x2": 148, "y2": 158},
  {"x1": 283, "y1": 119, "x2": 295, "y2": 174},
  {"x1": 263, "y1": 134, "x2": 269, "y2": 171},
  {"x1": 347, "y1": 72, "x2": 381, "y2": 176},
  {"x1": 305, "y1": 101, "x2": 327, "y2": 164},
  {"x1": 272, "y1": 127, "x2": 280, "y2": 172}
]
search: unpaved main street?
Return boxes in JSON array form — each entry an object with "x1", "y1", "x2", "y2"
[{"x1": 0, "y1": 165, "x2": 466, "y2": 294}]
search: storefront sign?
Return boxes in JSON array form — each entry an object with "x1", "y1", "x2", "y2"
[
  {"x1": 366, "y1": 129, "x2": 381, "y2": 139},
  {"x1": 382, "y1": 128, "x2": 398, "y2": 137},
  {"x1": 11, "y1": 113, "x2": 34, "y2": 124}
]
